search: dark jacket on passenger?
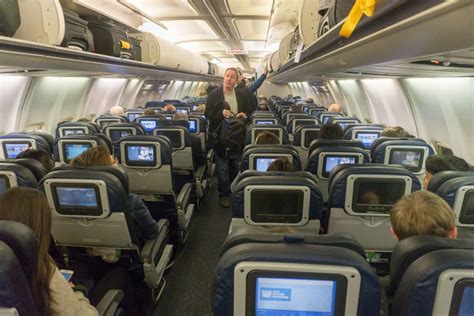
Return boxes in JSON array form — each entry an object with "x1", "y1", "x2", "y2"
[
  {"x1": 127, "y1": 193, "x2": 159, "y2": 242},
  {"x1": 190, "y1": 135, "x2": 206, "y2": 169},
  {"x1": 236, "y1": 82, "x2": 257, "y2": 113}
]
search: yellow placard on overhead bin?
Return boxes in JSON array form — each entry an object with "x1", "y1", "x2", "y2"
[
  {"x1": 339, "y1": 0, "x2": 377, "y2": 38},
  {"x1": 120, "y1": 40, "x2": 131, "y2": 50}
]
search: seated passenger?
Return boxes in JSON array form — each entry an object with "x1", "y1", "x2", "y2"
[
  {"x1": 305, "y1": 97, "x2": 314, "y2": 104},
  {"x1": 77, "y1": 117, "x2": 92, "y2": 123},
  {"x1": 390, "y1": 191, "x2": 457, "y2": 241},
  {"x1": 110, "y1": 105, "x2": 125, "y2": 116},
  {"x1": 173, "y1": 111, "x2": 206, "y2": 168},
  {"x1": 71, "y1": 146, "x2": 159, "y2": 240},
  {"x1": 327, "y1": 103, "x2": 342, "y2": 113},
  {"x1": 0, "y1": 187, "x2": 99, "y2": 315},
  {"x1": 143, "y1": 108, "x2": 160, "y2": 116},
  {"x1": 423, "y1": 154, "x2": 471, "y2": 189},
  {"x1": 17, "y1": 148, "x2": 55, "y2": 173},
  {"x1": 381, "y1": 126, "x2": 413, "y2": 137},
  {"x1": 194, "y1": 104, "x2": 206, "y2": 112},
  {"x1": 267, "y1": 157, "x2": 295, "y2": 172},
  {"x1": 255, "y1": 131, "x2": 280, "y2": 145},
  {"x1": 320, "y1": 123, "x2": 344, "y2": 140},
  {"x1": 289, "y1": 103, "x2": 303, "y2": 112},
  {"x1": 163, "y1": 104, "x2": 176, "y2": 112}
]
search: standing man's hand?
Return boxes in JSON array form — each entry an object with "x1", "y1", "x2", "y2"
[
  {"x1": 223, "y1": 109, "x2": 234, "y2": 118},
  {"x1": 236, "y1": 112, "x2": 247, "y2": 119}
]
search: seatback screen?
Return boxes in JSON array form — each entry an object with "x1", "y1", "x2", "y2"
[
  {"x1": 188, "y1": 120, "x2": 197, "y2": 133},
  {"x1": 251, "y1": 189, "x2": 303, "y2": 223},
  {"x1": 255, "y1": 120, "x2": 275, "y2": 125},
  {"x1": 125, "y1": 145, "x2": 156, "y2": 167},
  {"x1": 127, "y1": 113, "x2": 141, "y2": 122},
  {"x1": 450, "y1": 279, "x2": 474, "y2": 315},
  {"x1": 64, "y1": 143, "x2": 92, "y2": 162},
  {"x1": 255, "y1": 158, "x2": 277, "y2": 172},
  {"x1": 99, "y1": 120, "x2": 116, "y2": 129},
  {"x1": 54, "y1": 186, "x2": 101, "y2": 216},
  {"x1": 0, "y1": 176, "x2": 9, "y2": 194},
  {"x1": 140, "y1": 120, "x2": 157, "y2": 133},
  {"x1": 323, "y1": 156, "x2": 357, "y2": 177},
  {"x1": 63, "y1": 129, "x2": 86, "y2": 136},
  {"x1": 389, "y1": 149, "x2": 424, "y2": 172},
  {"x1": 110, "y1": 129, "x2": 133, "y2": 142},
  {"x1": 155, "y1": 131, "x2": 182, "y2": 148},
  {"x1": 352, "y1": 179, "x2": 406, "y2": 214},
  {"x1": 356, "y1": 132, "x2": 380, "y2": 149},
  {"x1": 459, "y1": 189, "x2": 474, "y2": 225},
  {"x1": 303, "y1": 130, "x2": 320, "y2": 148},
  {"x1": 256, "y1": 277, "x2": 337, "y2": 315},
  {"x1": 3, "y1": 142, "x2": 30, "y2": 159}
]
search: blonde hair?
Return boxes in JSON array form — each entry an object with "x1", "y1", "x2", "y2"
[
  {"x1": 71, "y1": 145, "x2": 113, "y2": 167},
  {"x1": 390, "y1": 191, "x2": 455, "y2": 240},
  {"x1": 381, "y1": 126, "x2": 411, "y2": 137}
]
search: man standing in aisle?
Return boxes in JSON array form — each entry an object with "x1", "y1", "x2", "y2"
[{"x1": 206, "y1": 67, "x2": 251, "y2": 207}]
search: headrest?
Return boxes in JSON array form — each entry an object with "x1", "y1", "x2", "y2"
[
  {"x1": 0, "y1": 162, "x2": 38, "y2": 188},
  {"x1": 232, "y1": 174, "x2": 323, "y2": 219},
  {"x1": 239, "y1": 145, "x2": 302, "y2": 171},
  {"x1": 163, "y1": 99, "x2": 182, "y2": 106},
  {"x1": 213, "y1": 240, "x2": 381, "y2": 316},
  {"x1": 293, "y1": 125, "x2": 322, "y2": 147},
  {"x1": 343, "y1": 125, "x2": 384, "y2": 140},
  {"x1": 306, "y1": 146, "x2": 370, "y2": 176},
  {"x1": 53, "y1": 135, "x2": 113, "y2": 162},
  {"x1": 392, "y1": 248, "x2": 474, "y2": 316},
  {"x1": 390, "y1": 235, "x2": 474, "y2": 294},
  {"x1": 250, "y1": 111, "x2": 277, "y2": 118},
  {"x1": 28, "y1": 132, "x2": 55, "y2": 153},
  {"x1": 5, "y1": 159, "x2": 47, "y2": 182},
  {"x1": 245, "y1": 124, "x2": 289, "y2": 145},
  {"x1": 222, "y1": 229, "x2": 366, "y2": 257},
  {"x1": 308, "y1": 139, "x2": 364, "y2": 154},
  {"x1": 318, "y1": 111, "x2": 343, "y2": 121},
  {"x1": 55, "y1": 121, "x2": 99, "y2": 138},
  {"x1": 436, "y1": 175, "x2": 474, "y2": 207},
  {"x1": 115, "y1": 135, "x2": 173, "y2": 166},
  {"x1": 328, "y1": 164, "x2": 421, "y2": 208},
  {"x1": 370, "y1": 137, "x2": 430, "y2": 160},
  {"x1": 232, "y1": 170, "x2": 317, "y2": 188},
  {"x1": 145, "y1": 101, "x2": 166, "y2": 108},
  {"x1": 95, "y1": 115, "x2": 128, "y2": 123},
  {"x1": 152, "y1": 125, "x2": 192, "y2": 148},
  {"x1": 102, "y1": 122, "x2": 146, "y2": 138},
  {"x1": 0, "y1": 133, "x2": 51, "y2": 156},
  {"x1": 287, "y1": 118, "x2": 318, "y2": 134},
  {"x1": 428, "y1": 171, "x2": 474, "y2": 193},
  {"x1": 40, "y1": 169, "x2": 128, "y2": 212},
  {"x1": 0, "y1": 221, "x2": 38, "y2": 280}
]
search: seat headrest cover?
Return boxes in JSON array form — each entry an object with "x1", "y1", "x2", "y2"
[
  {"x1": 390, "y1": 235, "x2": 474, "y2": 293},
  {"x1": 0, "y1": 221, "x2": 38, "y2": 280},
  {"x1": 55, "y1": 121, "x2": 100, "y2": 137},
  {"x1": 306, "y1": 146, "x2": 370, "y2": 174},
  {"x1": 428, "y1": 171, "x2": 474, "y2": 193},
  {"x1": 436, "y1": 176, "x2": 474, "y2": 207},
  {"x1": 29, "y1": 132, "x2": 55, "y2": 153},
  {"x1": 370, "y1": 138, "x2": 433, "y2": 163},
  {"x1": 308, "y1": 139, "x2": 364, "y2": 154},
  {"x1": 115, "y1": 135, "x2": 172, "y2": 165},
  {"x1": 5, "y1": 159, "x2": 47, "y2": 182},
  {"x1": 213, "y1": 243, "x2": 381, "y2": 316},
  {"x1": 0, "y1": 162, "x2": 38, "y2": 188},
  {"x1": 0, "y1": 133, "x2": 51, "y2": 155}
]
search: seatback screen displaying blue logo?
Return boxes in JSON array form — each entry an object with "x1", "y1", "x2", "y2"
[
  {"x1": 356, "y1": 132, "x2": 380, "y2": 149},
  {"x1": 255, "y1": 120, "x2": 274, "y2": 125},
  {"x1": 63, "y1": 129, "x2": 86, "y2": 136},
  {"x1": 4, "y1": 143, "x2": 30, "y2": 158},
  {"x1": 127, "y1": 113, "x2": 141, "y2": 122},
  {"x1": 56, "y1": 187, "x2": 98, "y2": 208},
  {"x1": 256, "y1": 158, "x2": 277, "y2": 172},
  {"x1": 140, "y1": 120, "x2": 157, "y2": 133},
  {"x1": 0, "y1": 176, "x2": 9, "y2": 194},
  {"x1": 256, "y1": 277, "x2": 336, "y2": 315},
  {"x1": 188, "y1": 120, "x2": 197, "y2": 133},
  {"x1": 64, "y1": 143, "x2": 92, "y2": 162}
]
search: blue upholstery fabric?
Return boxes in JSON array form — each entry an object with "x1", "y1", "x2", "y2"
[
  {"x1": 29, "y1": 132, "x2": 55, "y2": 153},
  {"x1": 0, "y1": 133, "x2": 51, "y2": 155},
  {"x1": 145, "y1": 101, "x2": 166, "y2": 108},
  {"x1": 55, "y1": 121, "x2": 100, "y2": 138},
  {"x1": 232, "y1": 173, "x2": 323, "y2": 220},
  {"x1": 4, "y1": 159, "x2": 47, "y2": 182},
  {"x1": 370, "y1": 137, "x2": 434, "y2": 163},
  {"x1": 436, "y1": 176, "x2": 474, "y2": 207},
  {"x1": 213, "y1": 241, "x2": 381, "y2": 316},
  {"x1": 327, "y1": 164, "x2": 421, "y2": 208},
  {"x1": 115, "y1": 135, "x2": 173, "y2": 166},
  {"x1": 0, "y1": 162, "x2": 38, "y2": 188},
  {"x1": 306, "y1": 146, "x2": 370, "y2": 175}
]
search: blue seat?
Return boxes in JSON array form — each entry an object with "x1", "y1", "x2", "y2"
[
  {"x1": 145, "y1": 101, "x2": 166, "y2": 108},
  {"x1": 0, "y1": 161, "x2": 38, "y2": 194},
  {"x1": 245, "y1": 124, "x2": 290, "y2": 145},
  {"x1": 55, "y1": 121, "x2": 100, "y2": 139},
  {"x1": 95, "y1": 115, "x2": 128, "y2": 131},
  {"x1": 102, "y1": 122, "x2": 145, "y2": 144},
  {"x1": 327, "y1": 164, "x2": 421, "y2": 251},
  {"x1": 0, "y1": 133, "x2": 52, "y2": 159},
  {"x1": 287, "y1": 117, "x2": 318, "y2": 134},
  {"x1": 213, "y1": 234, "x2": 382, "y2": 316},
  {"x1": 53, "y1": 135, "x2": 113, "y2": 164},
  {"x1": 239, "y1": 144, "x2": 302, "y2": 172}
]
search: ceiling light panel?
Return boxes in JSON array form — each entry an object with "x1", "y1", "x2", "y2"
[
  {"x1": 226, "y1": 0, "x2": 273, "y2": 16},
  {"x1": 141, "y1": 20, "x2": 219, "y2": 43},
  {"x1": 125, "y1": 0, "x2": 198, "y2": 18},
  {"x1": 234, "y1": 20, "x2": 269, "y2": 40},
  {"x1": 178, "y1": 41, "x2": 228, "y2": 53},
  {"x1": 242, "y1": 41, "x2": 276, "y2": 52}
]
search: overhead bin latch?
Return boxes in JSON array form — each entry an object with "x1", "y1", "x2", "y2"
[{"x1": 339, "y1": 0, "x2": 377, "y2": 38}]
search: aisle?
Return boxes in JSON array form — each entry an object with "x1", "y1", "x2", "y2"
[{"x1": 154, "y1": 178, "x2": 232, "y2": 315}]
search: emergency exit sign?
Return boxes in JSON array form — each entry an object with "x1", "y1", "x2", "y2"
[{"x1": 226, "y1": 50, "x2": 248, "y2": 55}]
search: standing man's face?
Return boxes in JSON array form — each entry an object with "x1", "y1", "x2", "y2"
[{"x1": 224, "y1": 70, "x2": 238, "y2": 91}]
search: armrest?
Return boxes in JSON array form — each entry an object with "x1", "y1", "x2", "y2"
[
  {"x1": 206, "y1": 148, "x2": 214, "y2": 162},
  {"x1": 0, "y1": 309, "x2": 19, "y2": 316},
  {"x1": 195, "y1": 164, "x2": 206, "y2": 180},
  {"x1": 176, "y1": 182, "x2": 192, "y2": 210},
  {"x1": 140, "y1": 219, "x2": 169, "y2": 264},
  {"x1": 96, "y1": 289, "x2": 124, "y2": 316}
]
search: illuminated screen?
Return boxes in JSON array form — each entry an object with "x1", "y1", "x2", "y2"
[
  {"x1": 164, "y1": 116, "x2": 173, "y2": 120},
  {"x1": 3, "y1": 143, "x2": 30, "y2": 159},
  {"x1": 255, "y1": 120, "x2": 275, "y2": 125},
  {"x1": 177, "y1": 108, "x2": 189, "y2": 114},
  {"x1": 255, "y1": 158, "x2": 277, "y2": 172},
  {"x1": 140, "y1": 120, "x2": 157, "y2": 133},
  {"x1": 323, "y1": 156, "x2": 357, "y2": 177},
  {"x1": 127, "y1": 113, "x2": 141, "y2": 122},
  {"x1": 64, "y1": 143, "x2": 91, "y2": 162},
  {"x1": 255, "y1": 277, "x2": 336, "y2": 315},
  {"x1": 352, "y1": 179, "x2": 406, "y2": 214},
  {"x1": 251, "y1": 190, "x2": 303, "y2": 223},
  {"x1": 389, "y1": 149, "x2": 423, "y2": 172},
  {"x1": 450, "y1": 280, "x2": 474, "y2": 315},
  {"x1": 54, "y1": 186, "x2": 101, "y2": 216},
  {"x1": 0, "y1": 176, "x2": 9, "y2": 194},
  {"x1": 356, "y1": 132, "x2": 380, "y2": 149},
  {"x1": 63, "y1": 129, "x2": 85, "y2": 136},
  {"x1": 322, "y1": 116, "x2": 338, "y2": 125},
  {"x1": 188, "y1": 120, "x2": 197, "y2": 133},
  {"x1": 125, "y1": 145, "x2": 156, "y2": 167},
  {"x1": 109, "y1": 130, "x2": 132, "y2": 141}
]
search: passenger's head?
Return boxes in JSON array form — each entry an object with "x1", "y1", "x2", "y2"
[
  {"x1": 110, "y1": 105, "x2": 125, "y2": 116},
  {"x1": 305, "y1": 98, "x2": 314, "y2": 103},
  {"x1": 16, "y1": 149, "x2": 54, "y2": 172},
  {"x1": 71, "y1": 145, "x2": 114, "y2": 167},
  {"x1": 267, "y1": 158, "x2": 295, "y2": 172},
  {"x1": 223, "y1": 67, "x2": 238, "y2": 92},
  {"x1": 173, "y1": 111, "x2": 188, "y2": 121},
  {"x1": 76, "y1": 117, "x2": 91, "y2": 123},
  {"x1": 320, "y1": 123, "x2": 344, "y2": 140},
  {"x1": 327, "y1": 103, "x2": 342, "y2": 113},
  {"x1": 143, "y1": 108, "x2": 158, "y2": 116},
  {"x1": 424, "y1": 154, "x2": 471, "y2": 189},
  {"x1": 163, "y1": 104, "x2": 176, "y2": 112},
  {"x1": 0, "y1": 187, "x2": 55, "y2": 315},
  {"x1": 289, "y1": 104, "x2": 302, "y2": 112},
  {"x1": 194, "y1": 104, "x2": 206, "y2": 112},
  {"x1": 381, "y1": 126, "x2": 412, "y2": 138},
  {"x1": 255, "y1": 131, "x2": 280, "y2": 145},
  {"x1": 390, "y1": 191, "x2": 457, "y2": 241}
]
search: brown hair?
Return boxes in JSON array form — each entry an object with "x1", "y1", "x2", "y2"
[
  {"x1": 224, "y1": 67, "x2": 239, "y2": 78},
  {"x1": 70, "y1": 145, "x2": 113, "y2": 167},
  {"x1": 320, "y1": 123, "x2": 344, "y2": 140},
  {"x1": 390, "y1": 191, "x2": 455, "y2": 240},
  {"x1": 144, "y1": 108, "x2": 158, "y2": 116},
  {"x1": 0, "y1": 187, "x2": 55, "y2": 315},
  {"x1": 267, "y1": 157, "x2": 295, "y2": 172},
  {"x1": 381, "y1": 126, "x2": 412, "y2": 137},
  {"x1": 255, "y1": 131, "x2": 280, "y2": 145},
  {"x1": 17, "y1": 149, "x2": 55, "y2": 172}
]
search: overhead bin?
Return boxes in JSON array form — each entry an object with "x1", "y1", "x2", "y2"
[
  {"x1": 0, "y1": 0, "x2": 21, "y2": 37},
  {"x1": 208, "y1": 63, "x2": 225, "y2": 77},
  {"x1": 129, "y1": 32, "x2": 209, "y2": 74},
  {"x1": 270, "y1": 50, "x2": 281, "y2": 73}
]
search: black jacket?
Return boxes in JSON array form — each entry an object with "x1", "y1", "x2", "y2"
[{"x1": 205, "y1": 86, "x2": 251, "y2": 133}]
